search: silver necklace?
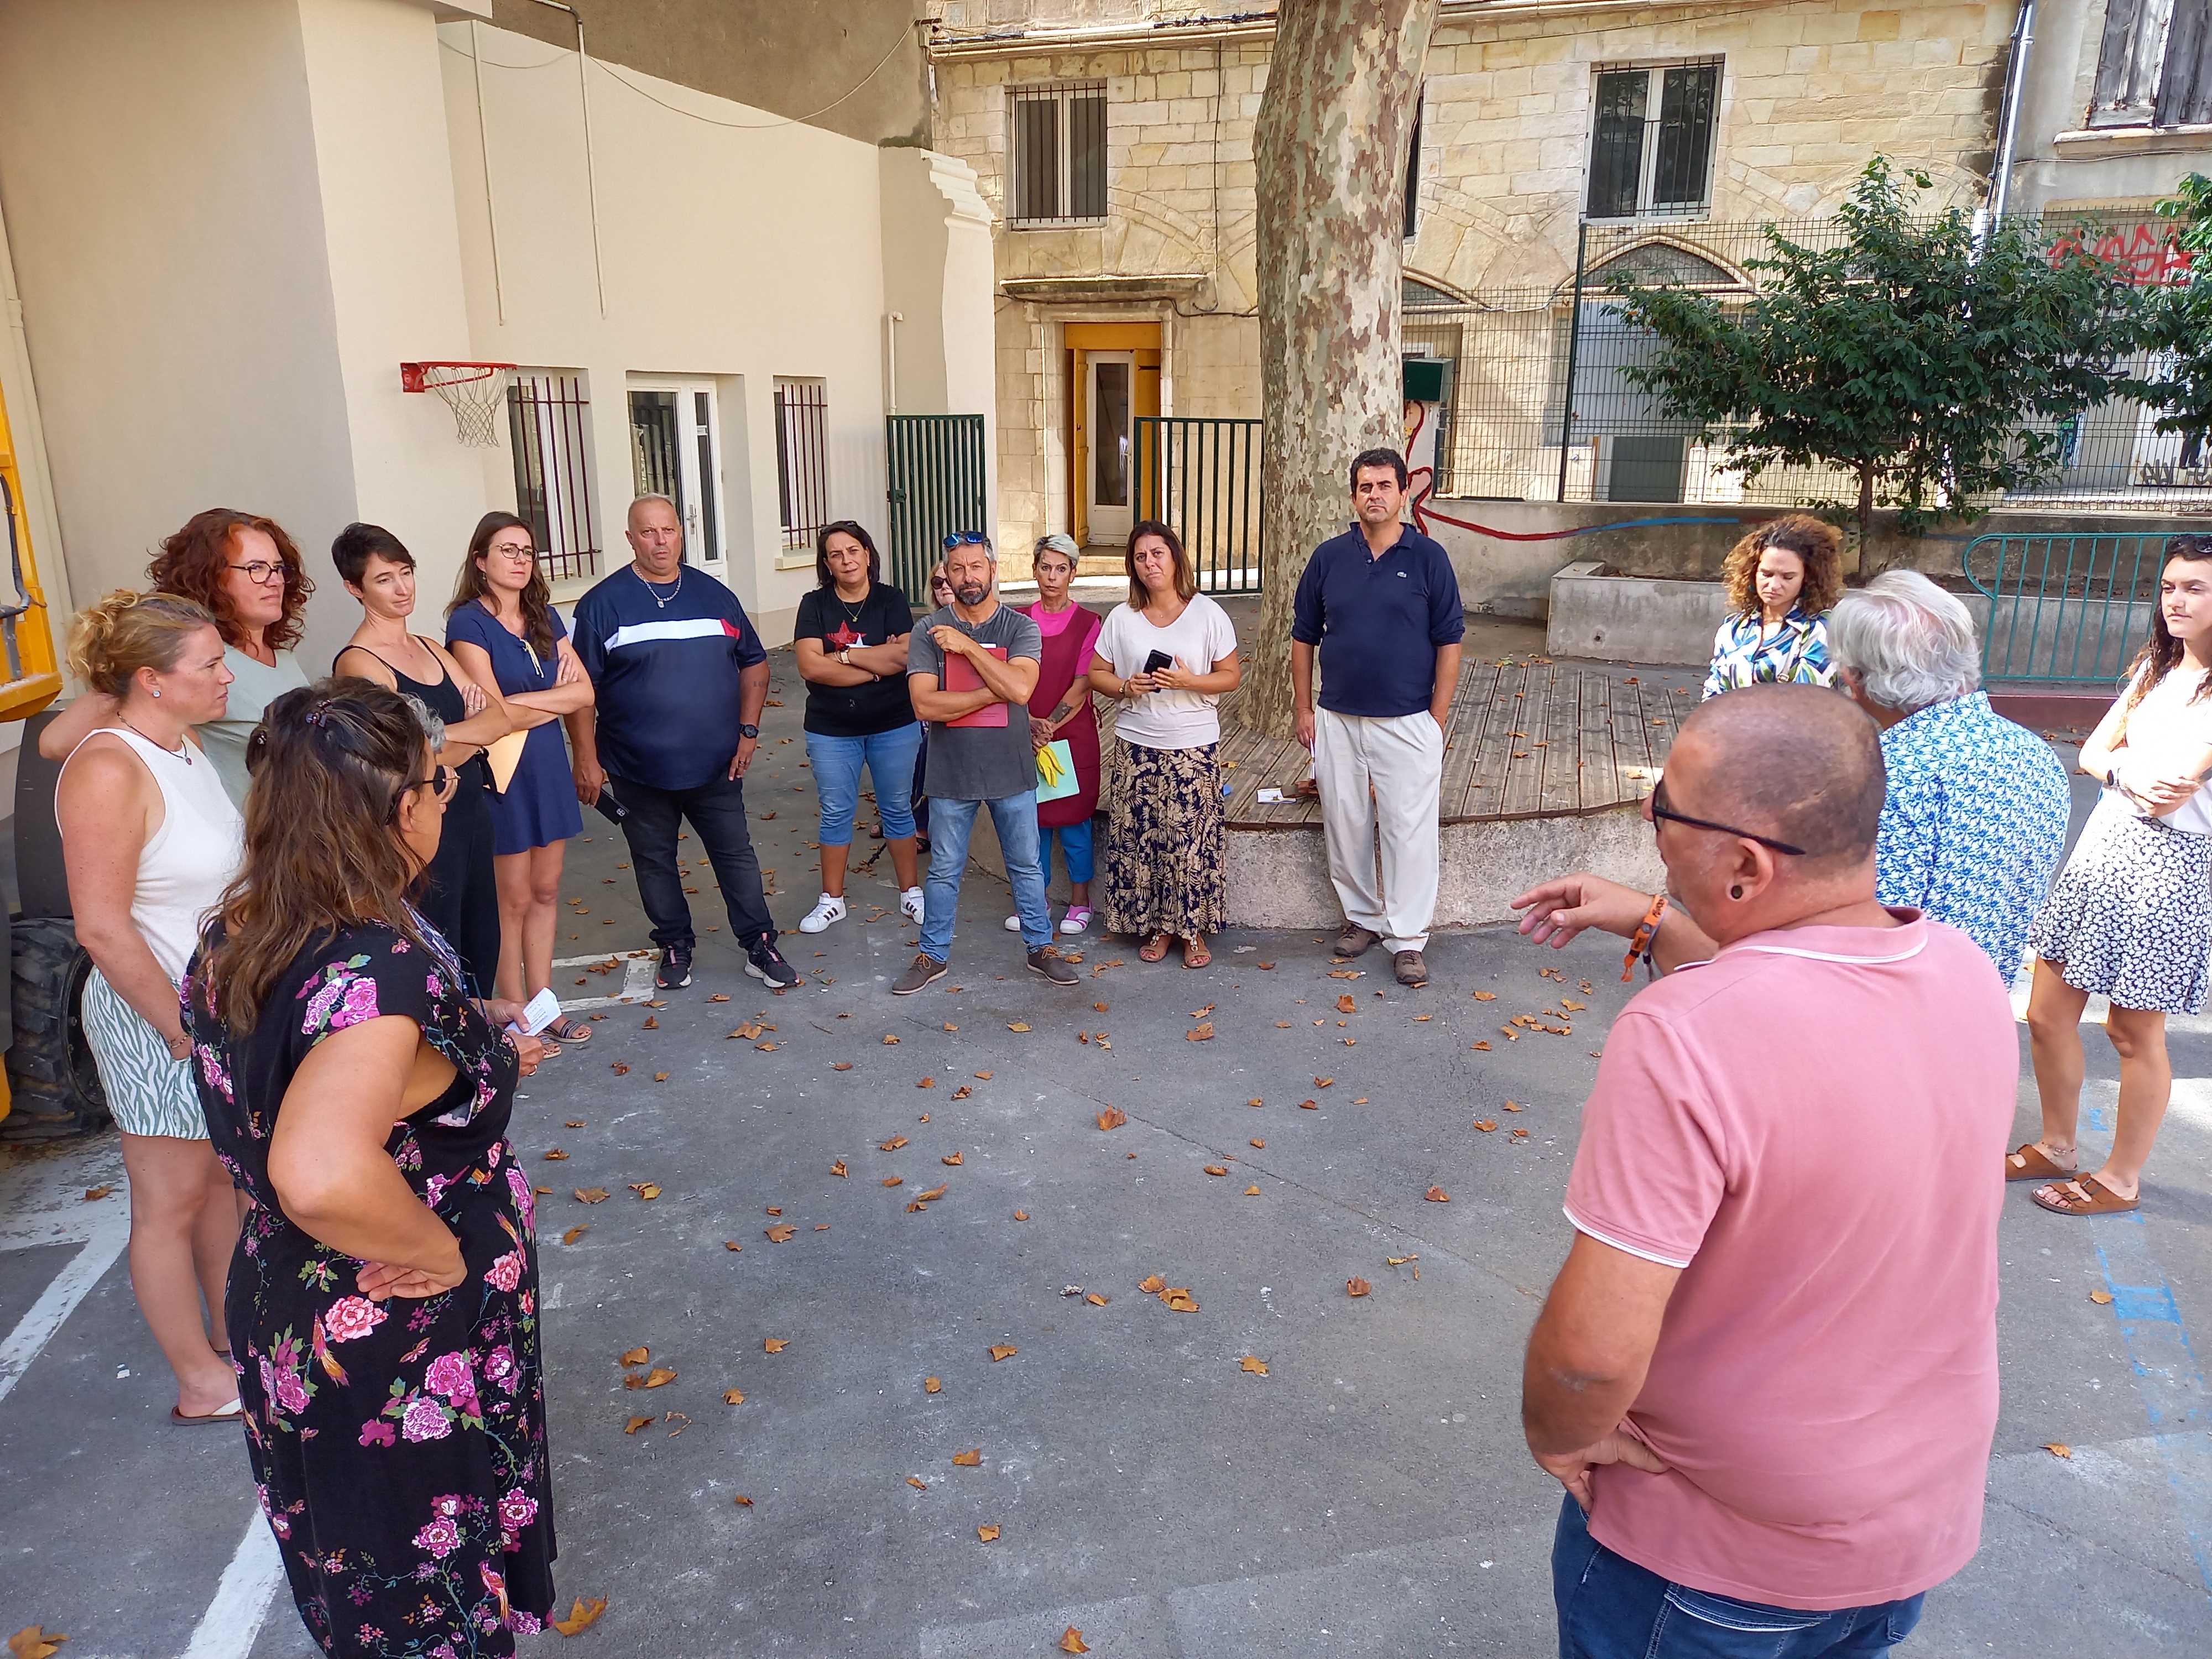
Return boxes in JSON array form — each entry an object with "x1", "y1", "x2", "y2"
[
  {"x1": 119, "y1": 717, "x2": 190, "y2": 764},
  {"x1": 635, "y1": 566, "x2": 684, "y2": 609}
]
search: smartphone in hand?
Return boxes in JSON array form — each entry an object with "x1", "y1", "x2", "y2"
[{"x1": 1141, "y1": 649, "x2": 1173, "y2": 676}]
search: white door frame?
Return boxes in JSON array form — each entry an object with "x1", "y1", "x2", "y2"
[
  {"x1": 628, "y1": 379, "x2": 728, "y2": 568},
  {"x1": 1085, "y1": 350, "x2": 1135, "y2": 545}
]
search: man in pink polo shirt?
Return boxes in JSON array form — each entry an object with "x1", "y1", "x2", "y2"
[{"x1": 1515, "y1": 684, "x2": 2016, "y2": 1656}]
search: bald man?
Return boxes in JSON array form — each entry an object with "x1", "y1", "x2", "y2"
[{"x1": 1515, "y1": 686, "x2": 2016, "y2": 1656}]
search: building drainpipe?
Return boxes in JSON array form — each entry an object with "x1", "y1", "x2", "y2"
[
  {"x1": 528, "y1": 0, "x2": 608, "y2": 316},
  {"x1": 1989, "y1": 0, "x2": 2037, "y2": 228}
]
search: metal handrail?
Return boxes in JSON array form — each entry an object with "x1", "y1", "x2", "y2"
[{"x1": 1960, "y1": 528, "x2": 2198, "y2": 684}]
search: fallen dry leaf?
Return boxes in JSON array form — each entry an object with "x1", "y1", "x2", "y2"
[
  {"x1": 543, "y1": 1149, "x2": 570, "y2": 1161},
  {"x1": 989, "y1": 1344, "x2": 1018, "y2": 1361},
  {"x1": 1475, "y1": 1119, "x2": 1498, "y2": 1132},
  {"x1": 1013, "y1": 1209, "x2": 1029, "y2": 1221},
  {"x1": 943, "y1": 1021, "x2": 958, "y2": 1032},
  {"x1": 723, "y1": 1241, "x2": 742, "y2": 1252},
  {"x1": 883, "y1": 1176, "x2": 904, "y2": 1188},
  {"x1": 764, "y1": 1338, "x2": 789, "y2": 1353},
  {"x1": 917, "y1": 1113, "x2": 930, "y2": 1123},
  {"x1": 942, "y1": 1152, "x2": 963, "y2": 1166},
  {"x1": 907, "y1": 1476, "x2": 928, "y2": 1490},
  {"x1": 565, "y1": 1120, "x2": 585, "y2": 1128},
  {"x1": 880, "y1": 1135, "x2": 910, "y2": 1151},
  {"x1": 1240, "y1": 1355, "x2": 1269, "y2": 1375},
  {"x1": 974, "y1": 1071, "x2": 994, "y2": 1079},
  {"x1": 619, "y1": 1346, "x2": 649, "y2": 1365},
  {"x1": 1472, "y1": 1040, "x2": 1492, "y2": 1051},
  {"x1": 709, "y1": 994, "x2": 730, "y2": 1003},
  {"x1": 953, "y1": 1448, "x2": 982, "y2": 1467},
  {"x1": 623, "y1": 1416, "x2": 654, "y2": 1435},
  {"x1": 832, "y1": 1062, "x2": 854, "y2": 1072},
  {"x1": 1097, "y1": 1105, "x2": 1128, "y2": 1131},
  {"x1": 732, "y1": 1494, "x2": 753, "y2": 1507},
  {"x1": 918, "y1": 1077, "x2": 936, "y2": 1089},
  {"x1": 1503, "y1": 1102, "x2": 1524, "y2": 1112},
  {"x1": 882, "y1": 1034, "x2": 900, "y2": 1045},
  {"x1": 831, "y1": 1160, "x2": 848, "y2": 1178},
  {"x1": 2042, "y1": 1442, "x2": 2073, "y2": 1459},
  {"x1": 1473, "y1": 990, "x2": 1496, "y2": 1001},
  {"x1": 653, "y1": 1072, "x2": 671, "y2": 1083},
  {"x1": 1139, "y1": 1274, "x2": 1166, "y2": 1294},
  {"x1": 643, "y1": 1368, "x2": 676, "y2": 1389},
  {"x1": 1347, "y1": 1277, "x2": 1373, "y2": 1298},
  {"x1": 916, "y1": 1183, "x2": 948, "y2": 1202},
  {"x1": 764, "y1": 1225, "x2": 797, "y2": 1243},
  {"x1": 1314, "y1": 1077, "x2": 1334, "y2": 1088},
  {"x1": 1161, "y1": 1288, "x2": 1199, "y2": 1312},
  {"x1": 723, "y1": 1388, "x2": 745, "y2": 1405},
  {"x1": 1562, "y1": 998, "x2": 1587, "y2": 1011},
  {"x1": 978, "y1": 1524, "x2": 1001, "y2": 1541},
  {"x1": 1008, "y1": 1021, "x2": 1031, "y2": 1032},
  {"x1": 551, "y1": 1595, "x2": 608, "y2": 1635},
  {"x1": 1426, "y1": 1186, "x2": 1451, "y2": 1203},
  {"x1": 1250, "y1": 1138, "x2": 1265, "y2": 1148},
  {"x1": 630, "y1": 1183, "x2": 662, "y2": 1201},
  {"x1": 611, "y1": 1062, "x2": 630, "y2": 1076},
  {"x1": 1186, "y1": 1022, "x2": 1214, "y2": 1041},
  {"x1": 1244, "y1": 1185, "x2": 1261, "y2": 1195},
  {"x1": 766, "y1": 1206, "x2": 783, "y2": 1216},
  {"x1": 1061, "y1": 1629, "x2": 1091, "y2": 1654},
  {"x1": 925, "y1": 1376, "x2": 942, "y2": 1393},
  {"x1": 1258, "y1": 961, "x2": 1275, "y2": 969},
  {"x1": 642, "y1": 1016, "x2": 658, "y2": 1029},
  {"x1": 1276, "y1": 1021, "x2": 1293, "y2": 1028},
  {"x1": 2090, "y1": 1289, "x2": 2116, "y2": 1305},
  {"x1": 562, "y1": 1224, "x2": 591, "y2": 1245},
  {"x1": 8, "y1": 1628, "x2": 68, "y2": 1659},
  {"x1": 1086, "y1": 1292, "x2": 1108, "y2": 1306},
  {"x1": 951, "y1": 1086, "x2": 972, "y2": 1100},
  {"x1": 1203, "y1": 1165, "x2": 1228, "y2": 1177},
  {"x1": 1336, "y1": 994, "x2": 1357, "y2": 1014},
  {"x1": 1387, "y1": 1255, "x2": 1418, "y2": 1266}
]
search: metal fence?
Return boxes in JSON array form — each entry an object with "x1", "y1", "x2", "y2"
[
  {"x1": 884, "y1": 414, "x2": 989, "y2": 603},
  {"x1": 1134, "y1": 416, "x2": 1263, "y2": 593},
  {"x1": 1413, "y1": 212, "x2": 2212, "y2": 511},
  {"x1": 1960, "y1": 529, "x2": 2205, "y2": 684}
]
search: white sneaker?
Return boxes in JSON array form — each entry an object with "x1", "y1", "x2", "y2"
[
  {"x1": 799, "y1": 894, "x2": 847, "y2": 933},
  {"x1": 900, "y1": 886, "x2": 925, "y2": 924},
  {"x1": 1003, "y1": 914, "x2": 1023, "y2": 931}
]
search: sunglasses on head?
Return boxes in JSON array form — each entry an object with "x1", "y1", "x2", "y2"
[{"x1": 941, "y1": 531, "x2": 989, "y2": 550}]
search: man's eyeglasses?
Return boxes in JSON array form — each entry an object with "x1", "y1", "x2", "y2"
[
  {"x1": 389, "y1": 765, "x2": 458, "y2": 822},
  {"x1": 1648, "y1": 776, "x2": 1807, "y2": 857},
  {"x1": 942, "y1": 531, "x2": 990, "y2": 550},
  {"x1": 228, "y1": 560, "x2": 288, "y2": 586}
]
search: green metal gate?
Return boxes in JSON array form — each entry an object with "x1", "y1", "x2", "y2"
[
  {"x1": 1961, "y1": 529, "x2": 2200, "y2": 684},
  {"x1": 1135, "y1": 416, "x2": 1263, "y2": 593},
  {"x1": 885, "y1": 415, "x2": 989, "y2": 603}
]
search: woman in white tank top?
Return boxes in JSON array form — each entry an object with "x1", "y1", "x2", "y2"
[{"x1": 55, "y1": 592, "x2": 246, "y2": 1423}]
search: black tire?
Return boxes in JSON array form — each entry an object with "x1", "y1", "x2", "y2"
[{"x1": 3, "y1": 918, "x2": 109, "y2": 1141}]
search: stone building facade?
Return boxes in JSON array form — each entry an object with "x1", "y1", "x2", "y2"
[{"x1": 927, "y1": 1, "x2": 2020, "y2": 559}]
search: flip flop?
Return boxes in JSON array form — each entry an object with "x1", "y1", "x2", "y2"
[
  {"x1": 1139, "y1": 933, "x2": 1172, "y2": 963},
  {"x1": 2032, "y1": 1175, "x2": 2141, "y2": 1217},
  {"x1": 2005, "y1": 1141, "x2": 2077, "y2": 1183},
  {"x1": 171, "y1": 1399, "x2": 244, "y2": 1425}
]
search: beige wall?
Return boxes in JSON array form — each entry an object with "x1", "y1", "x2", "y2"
[{"x1": 932, "y1": 2, "x2": 2017, "y2": 545}]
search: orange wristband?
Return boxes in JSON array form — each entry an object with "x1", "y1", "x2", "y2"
[{"x1": 1623, "y1": 891, "x2": 1667, "y2": 982}]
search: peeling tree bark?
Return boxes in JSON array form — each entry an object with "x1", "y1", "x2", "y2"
[{"x1": 1242, "y1": 0, "x2": 1438, "y2": 739}]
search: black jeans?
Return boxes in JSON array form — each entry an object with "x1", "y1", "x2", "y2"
[{"x1": 611, "y1": 773, "x2": 776, "y2": 951}]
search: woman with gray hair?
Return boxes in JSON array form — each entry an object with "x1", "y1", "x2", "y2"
[
  {"x1": 1004, "y1": 534, "x2": 1102, "y2": 933},
  {"x1": 1828, "y1": 570, "x2": 2070, "y2": 977}
]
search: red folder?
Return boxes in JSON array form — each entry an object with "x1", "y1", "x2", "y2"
[{"x1": 944, "y1": 643, "x2": 1009, "y2": 728}]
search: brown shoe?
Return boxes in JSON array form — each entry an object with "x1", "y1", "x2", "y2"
[
  {"x1": 1393, "y1": 950, "x2": 1429, "y2": 987},
  {"x1": 1335, "y1": 922, "x2": 1381, "y2": 959},
  {"x1": 892, "y1": 953, "x2": 948, "y2": 995}
]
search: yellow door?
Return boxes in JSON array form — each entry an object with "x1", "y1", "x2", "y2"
[{"x1": 1065, "y1": 322, "x2": 1162, "y2": 550}]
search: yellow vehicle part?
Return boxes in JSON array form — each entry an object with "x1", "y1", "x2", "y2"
[{"x1": 0, "y1": 374, "x2": 65, "y2": 1124}]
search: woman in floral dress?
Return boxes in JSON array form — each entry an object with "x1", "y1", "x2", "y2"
[{"x1": 186, "y1": 679, "x2": 555, "y2": 1657}]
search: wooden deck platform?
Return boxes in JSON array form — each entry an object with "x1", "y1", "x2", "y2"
[{"x1": 1095, "y1": 654, "x2": 1705, "y2": 830}]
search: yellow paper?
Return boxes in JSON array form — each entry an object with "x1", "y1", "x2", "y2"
[{"x1": 483, "y1": 730, "x2": 528, "y2": 793}]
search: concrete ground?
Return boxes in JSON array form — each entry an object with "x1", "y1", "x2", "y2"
[{"x1": 2, "y1": 637, "x2": 2210, "y2": 1657}]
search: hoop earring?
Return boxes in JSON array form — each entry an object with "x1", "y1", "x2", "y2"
[{"x1": 1729, "y1": 884, "x2": 1743, "y2": 900}]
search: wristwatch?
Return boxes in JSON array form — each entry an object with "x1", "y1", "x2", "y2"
[{"x1": 738, "y1": 723, "x2": 760, "y2": 740}]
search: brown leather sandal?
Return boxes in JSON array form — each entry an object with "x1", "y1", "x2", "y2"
[
  {"x1": 1182, "y1": 936, "x2": 1212, "y2": 969},
  {"x1": 1139, "y1": 933, "x2": 1171, "y2": 963},
  {"x1": 2031, "y1": 1175, "x2": 2141, "y2": 1217},
  {"x1": 2005, "y1": 1141, "x2": 2077, "y2": 1183}
]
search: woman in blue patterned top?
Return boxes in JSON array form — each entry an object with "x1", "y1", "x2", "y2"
[{"x1": 1701, "y1": 516, "x2": 1843, "y2": 698}]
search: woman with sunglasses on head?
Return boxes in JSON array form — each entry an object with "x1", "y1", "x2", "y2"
[
  {"x1": 332, "y1": 523, "x2": 512, "y2": 1003},
  {"x1": 185, "y1": 682, "x2": 554, "y2": 1656},
  {"x1": 2015, "y1": 533, "x2": 2212, "y2": 1218},
  {"x1": 55, "y1": 591, "x2": 246, "y2": 1425},
  {"x1": 446, "y1": 514, "x2": 594, "y2": 1051},
  {"x1": 794, "y1": 520, "x2": 924, "y2": 932},
  {"x1": 43, "y1": 509, "x2": 315, "y2": 806}
]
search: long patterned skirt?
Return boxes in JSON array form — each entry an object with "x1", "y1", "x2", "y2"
[{"x1": 1100, "y1": 739, "x2": 1227, "y2": 940}]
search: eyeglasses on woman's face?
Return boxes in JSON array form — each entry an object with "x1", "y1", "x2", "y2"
[
  {"x1": 227, "y1": 560, "x2": 287, "y2": 586},
  {"x1": 1647, "y1": 775, "x2": 1807, "y2": 857},
  {"x1": 389, "y1": 765, "x2": 458, "y2": 822}
]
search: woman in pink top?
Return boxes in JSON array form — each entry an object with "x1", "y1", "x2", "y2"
[{"x1": 1004, "y1": 534, "x2": 1102, "y2": 935}]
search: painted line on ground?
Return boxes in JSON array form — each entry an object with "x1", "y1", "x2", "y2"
[
  {"x1": 0, "y1": 1208, "x2": 129, "y2": 1405},
  {"x1": 179, "y1": 1509, "x2": 286, "y2": 1659},
  {"x1": 551, "y1": 949, "x2": 655, "y2": 1011}
]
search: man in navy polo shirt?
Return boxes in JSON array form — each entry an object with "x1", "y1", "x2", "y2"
[
  {"x1": 1290, "y1": 447, "x2": 1464, "y2": 987},
  {"x1": 568, "y1": 494, "x2": 799, "y2": 992}
]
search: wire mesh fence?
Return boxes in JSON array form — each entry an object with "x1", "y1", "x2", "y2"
[{"x1": 1411, "y1": 211, "x2": 2212, "y2": 512}]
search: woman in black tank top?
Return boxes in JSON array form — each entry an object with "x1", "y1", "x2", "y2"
[{"x1": 329, "y1": 526, "x2": 513, "y2": 1019}]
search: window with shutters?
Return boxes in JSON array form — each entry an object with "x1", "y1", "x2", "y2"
[
  {"x1": 2091, "y1": 0, "x2": 2212, "y2": 128},
  {"x1": 1585, "y1": 60, "x2": 1721, "y2": 221},
  {"x1": 1008, "y1": 81, "x2": 1109, "y2": 226}
]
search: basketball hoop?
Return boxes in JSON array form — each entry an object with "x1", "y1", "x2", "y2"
[{"x1": 400, "y1": 361, "x2": 515, "y2": 448}]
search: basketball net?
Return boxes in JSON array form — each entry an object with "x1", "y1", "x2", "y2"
[{"x1": 400, "y1": 362, "x2": 514, "y2": 448}]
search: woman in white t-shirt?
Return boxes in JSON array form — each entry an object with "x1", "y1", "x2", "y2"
[
  {"x1": 1088, "y1": 521, "x2": 1241, "y2": 967},
  {"x1": 2020, "y1": 535, "x2": 2212, "y2": 1217}
]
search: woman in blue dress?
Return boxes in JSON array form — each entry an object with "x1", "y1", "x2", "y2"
[{"x1": 445, "y1": 514, "x2": 595, "y2": 1051}]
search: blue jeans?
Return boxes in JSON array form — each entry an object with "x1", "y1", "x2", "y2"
[
  {"x1": 806, "y1": 723, "x2": 922, "y2": 844},
  {"x1": 1040, "y1": 817, "x2": 1095, "y2": 886},
  {"x1": 1553, "y1": 1496, "x2": 1923, "y2": 1659},
  {"x1": 921, "y1": 793, "x2": 1051, "y2": 960}
]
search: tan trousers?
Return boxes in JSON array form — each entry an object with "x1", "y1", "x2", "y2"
[{"x1": 1313, "y1": 707, "x2": 1444, "y2": 954}]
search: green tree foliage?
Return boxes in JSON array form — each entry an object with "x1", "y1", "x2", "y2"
[
  {"x1": 1610, "y1": 157, "x2": 2140, "y2": 551},
  {"x1": 2127, "y1": 172, "x2": 2212, "y2": 446}
]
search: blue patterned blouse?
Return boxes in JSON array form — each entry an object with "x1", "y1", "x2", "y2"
[
  {"x1": 1702, "y1": 607, "x2": 1834, "y2": 698},
  {"x1": 1874, "y1": 691, "x2": 2072, "y2": 978}
]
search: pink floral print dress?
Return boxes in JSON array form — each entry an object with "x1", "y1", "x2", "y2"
[{"x1": 186, "y1": 922, "x2": 554, "y2": 1657}]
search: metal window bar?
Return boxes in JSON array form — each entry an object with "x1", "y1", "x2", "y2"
[
  {"x1": 1134, "y1": 418, "x2": 1263, "y2": 594},
  {"x1": 884, "y1": 415, "x2": 988, "y2": 603},
  {"x1": 505, "y1": 372, "x2": 600, "y2": 583},
  {"x1": 1962, "y1": 530, "x2": 2202, "y2": 684},
  {"x1": 1587, "y1": 60, "x2": 1720, "y2": 220},
  {"x1": 1009, "y1": 81, "x2": 1108, "y2": 227},
  {"x1": 1408, "y1": 211, "x2": 2212, "y2": 511},
  {"x1": 774, "y1": 380, "x2": 830, "y2": 549}
]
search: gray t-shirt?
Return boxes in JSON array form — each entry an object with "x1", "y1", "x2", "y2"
[{"x1": 907, "y1": 603, "x2": 1044, "y2": 801}]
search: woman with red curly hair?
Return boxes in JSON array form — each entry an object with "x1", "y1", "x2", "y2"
[
  {"x1": 44, "y1": 508, "x2": 314, "y2": 805},
  {"x1": 1700, "y1": 515, "x2": 1843, "y2": 700}
]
